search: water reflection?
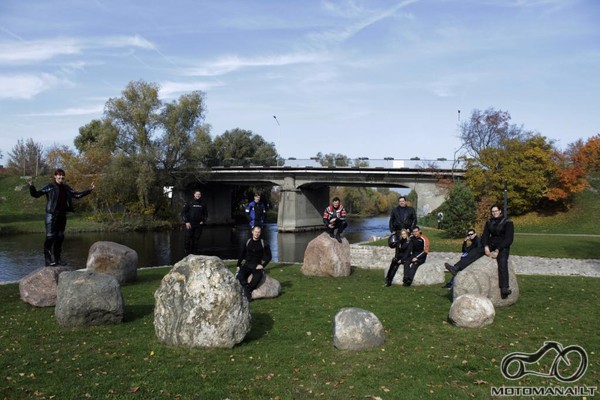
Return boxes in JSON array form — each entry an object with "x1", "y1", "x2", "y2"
[{"x1": 0, "y1": 216, "x2": 390, "y2": 282}]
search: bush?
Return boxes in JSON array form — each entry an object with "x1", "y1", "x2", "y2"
[{"x1": 439, "y1": 181, "x2": 476, "y2": 238}]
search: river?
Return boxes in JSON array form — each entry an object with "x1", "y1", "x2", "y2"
[{"x1": 0, "y1": 216, "x2": 390, "y2": 282}]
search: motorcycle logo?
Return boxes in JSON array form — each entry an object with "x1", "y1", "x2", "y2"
[{"x1": 501, "y1": 341, "x2": 588, "y2": 383}]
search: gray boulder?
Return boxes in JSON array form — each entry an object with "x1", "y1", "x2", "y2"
[
  {"x1": 302, "y1": 232, "x2": 351, "y2": 277},
  {"x1": 453, "y1": 257, "x2": 519, "y2": 307},
  {"x1": 154, "y1": 255, "x2": 251, "y2": 348},
  {"x1": 86, "y1": 241, "x2": 138, "y2": 284},
  {"x1": 333, "y1": 307, "x2": 384, "y2": 350},
  {"x1": 383, "y1": 262, "x2": 445, "y2": 286},
  {"x1": 19, "y1": 266, "x2": 72, "y2": 307},
  {"x1": 449, "y1": 294, "x2": 495, "y2": 328},
  {"x1": 55, "y1": 270, "x2": 124, "y2": 327},
  {"x1": 250, "y1": 274, "x2": 281, "y2": 300}
]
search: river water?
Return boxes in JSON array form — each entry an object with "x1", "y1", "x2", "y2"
[{"x1": 0, "y1": 216, "x2": 390, "y2": 282}]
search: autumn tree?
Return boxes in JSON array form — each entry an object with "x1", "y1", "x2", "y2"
[{"x1": 573, "y1": 134, "x2": 600, "y2": 174}]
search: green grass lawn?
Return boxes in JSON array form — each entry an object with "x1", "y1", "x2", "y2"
[{"x1": 1, "y1": 265, "x2": 598, "y2": 399}]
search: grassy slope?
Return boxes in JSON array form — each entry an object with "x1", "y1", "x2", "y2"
[{"x1": 0, "y1": 265, "x2": 598, "y2": 399}]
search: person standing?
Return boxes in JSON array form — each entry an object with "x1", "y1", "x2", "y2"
[
  {"x1": 403, "y1": 226, "x2": 429, "y2": 286},
  {"x1": 181, "y1": 190, "x2": 208, "y2": 255},
  {"x1": 389, "y1": 196, "x2": 417, "y2": 236},
  {"x1": 245, "y1": 193, "x2": 267, "y2": 229},
  {"x1": 322, "y1": 197, "x2": 348, "y2": 243},
  {"x1": 236, "y1": 226, "x2": 272, "y2": 301},
  {"x1": 482, "y1": 205, "x2": 515, "y2": 299},
  {"x1": 443, "y1": 228, "x2": 484, "y2": 288},
  {"x1": 385, "y1": 229, "x2": 412, "y2": 286},
  {"x1": 28, "y1": 169, "x2": 95, "y2": 266}
]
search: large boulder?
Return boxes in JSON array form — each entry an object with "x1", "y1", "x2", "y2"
[
  {"x1": 449, "y1": 294, "x2": 495, "y2": 328},
  {"x1": 19, "y1": 266, "x2": 73, "y2": 307},
  {"x1": 154, "y1": 255, "x2": 251, "y2": 348},
  {"x1": 383, "y1": 262, "x2": 445, "y2": 286},
  {"x1": 55, "y1": 270, "x2": 124, "y2": 327},
  {"x1": 86, "y1": 241, "x2": 138, "y2": 284},
  {"x1": 302, "y1": 232, "x2": 351, "y2": 277},
  {"x1": 249, "y1": 274, "x2": 281, "y2": 300},
  {"x1": 453, "y1": 257, "x2": 519, "y2": 307},
  {"x1": 333, "y1": 307, "x2": 385, "y2": 350}
]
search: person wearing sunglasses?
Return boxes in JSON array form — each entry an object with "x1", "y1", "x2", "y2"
[{"x1": 443, "y1": 229, "x2": 484, "y2": 288}]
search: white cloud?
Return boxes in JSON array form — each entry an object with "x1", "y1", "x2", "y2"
[
  {"x1": 0, "y1": 73, "x2": 61, "y2": 99},
  {"x1": 21, "y1": 105, "x2": 105, "y2": 117},
  {"x1": 182, "y1": 52, "x2": 330, "y2": 76},
  {"x1": 95, "y1": 34, "x2": 156, "y2": 50},
  {"x1": 159, "y1": 80, "x2": 225, "y2": 98},
  {"x1": 0, "y1": 39, "x2": 80, "y2": 65}
]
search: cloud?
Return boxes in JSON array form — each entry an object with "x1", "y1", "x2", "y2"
[
  {"x1": 182, "y1": 52, "x2": 330, "y2": 76},
  {"x1": 21, "y1": 104, "x2": 105, "y2": 117},
  {"x1": 0, "y1": 38, "x2": 80, "y2": 65},
  {"x1": 310, "y1": 0, "x2": 418, "y2": 45},
  {"x1": 0, "y1": 73, "x2": 61, "y2": 99},
  {"x1": 0, "y1": 34, "x2": 156, "y2": 66},
  {"x1": 159, "y1": 80, "x2": 225, "y2": 98}
]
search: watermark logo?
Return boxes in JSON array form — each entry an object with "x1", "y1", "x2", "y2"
[
  {"x1": 501, "y1": 340, "x2": 588, "y2": 383},
  {"x1": 492, "y1": 341, "x2": 597, "y2": 397}
]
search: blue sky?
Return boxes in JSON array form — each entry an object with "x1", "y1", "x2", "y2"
[{"x1": 1, "y1": 0, "x2": 598, "y2": 162}]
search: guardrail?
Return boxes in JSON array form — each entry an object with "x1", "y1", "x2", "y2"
[{"x1": 212, "y1": 158, "x2": 465, "y2": 170}]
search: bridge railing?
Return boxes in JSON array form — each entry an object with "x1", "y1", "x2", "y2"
[{"x1": 212, "y1": 158, "x2": 465, "y2": 170}]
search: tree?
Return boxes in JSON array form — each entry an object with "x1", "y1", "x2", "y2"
[
  {"x1": 459, "y1": 108, "x2": 528, "y2": 159},
  {"x1": 213, "y1": 128, "x2": 278, "y2": 166},
  {"x1": 438, "y1": 181, "x2": 477, "y2": 238},
  {"x1": 465, "y1": 135, "x2": 572, "y2": 214},
  {"x1": 74, "y1": 119, "x2": 118, "y2": 154},
  {"x1": 314, "y1": 152, "x2": 349, "y2": 167},
  {"x1": 104, "y1": 80, "x2": 162, "y2": 208},
  {"x1": 573, "y1": 134, "x2": 600, "y2": 174},
  {"x1": 7, "y1": 138, "x2": 47, "y2": 176}
]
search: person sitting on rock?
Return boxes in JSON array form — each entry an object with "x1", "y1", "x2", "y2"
[
  {"x1": 322, "y1": 197, "x2": 348, "y2": 243},
  {"x1": 403, "y1": 226, "x2": 429, "y2": 286},
  {"x1": 385, "y1": 229, "x2": 412, "y2": 286},
  {"x1": 236, "y1": 226, "x2": 272, "y2": 301},
  {"x1": 481, "y1": 205, "x2": 514, "y2": 299},
  {"x1": 443, "y1": 228, "x2": 485, "y2": 288}
]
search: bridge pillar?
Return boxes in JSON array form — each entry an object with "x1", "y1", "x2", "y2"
[
  {"x1": 205, "y1": 184, "x2": 234, "y2": 225},
  {"x1": 278, "y1": 178, "x2": 328, "y2": 232},
  {"x1": 409, "y1": 181, "x2": 448, "y2": 217}
]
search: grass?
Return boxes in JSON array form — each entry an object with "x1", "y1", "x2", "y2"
[{"x1": 1, "y1": 265, "x2": 598, "y2": 399}]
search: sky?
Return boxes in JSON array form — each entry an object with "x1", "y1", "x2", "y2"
[{"x1": 1, "y1": 0, "x2": 599, "y2": 163}]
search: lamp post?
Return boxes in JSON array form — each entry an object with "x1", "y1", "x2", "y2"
[{"x1": 273, "y1": 115, "x2": 281, "y2": 166}]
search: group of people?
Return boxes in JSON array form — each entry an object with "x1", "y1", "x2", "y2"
[
  {"x1": 443, "y1": 205, "x2": 514, "y2": 299},
  {"x1": 28, "y1": 171, "x2": 513, "y2": 300}
]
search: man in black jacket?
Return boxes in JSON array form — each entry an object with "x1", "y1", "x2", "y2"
[
  {"x1": 237, "y1": 226, "x2": 272, "y2": 301},
  {"x1": 389, "y1": 196, "x2": 417, "y2": 236},
  {"x1": 181, "y1": 190, "x2": 208, "y2": 255},
  {"x1": 28, "y1": 169, "x2": 95, "y2": 266},
  {"x1": 482, "y1": 205, "x2": 515, "y2": 299}
]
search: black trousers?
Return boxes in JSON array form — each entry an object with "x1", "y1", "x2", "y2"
[
  {"x1": 403, "y1": 260, "x2": 425, "y2": 285},
  {"x1": 455, "y1": 247, "x2": 485, "y2": 271},
  {"x1": 44, "y1": 212, "x2": 67, "y2": 261},
  {"x1": 237, "y1": 265, "x2": 264, "y2": 295},
  {"x1": 184, "y1": 223, "x2": 204, "y2": 255},
  {"x1": 326, "y1": 220, "x2": 347, "y2": 236},
  {"x1": 494, "y1": 247, "x2": 510, "y2": 289},
  {"x1": 386, "y1": 258, "x2": 405, "y2": 284}
]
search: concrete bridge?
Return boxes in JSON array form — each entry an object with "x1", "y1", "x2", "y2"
[{"x1": 188, "y1": 163, "x2": 463, "y2": 232}]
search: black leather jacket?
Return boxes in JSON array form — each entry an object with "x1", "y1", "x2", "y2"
[
  {"x1": 30, "y1": 182, "x2": 93, "y2": 214},
  {"x1": 389, "y1": 205, "x2": 417, "y2": 232}
]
